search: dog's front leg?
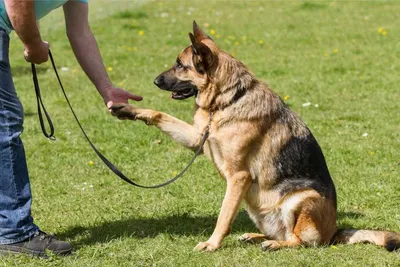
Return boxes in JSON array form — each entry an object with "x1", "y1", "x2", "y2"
[
  {"x1": 194, "y1": 171, "x2": 252, "y2": 252},
  {"x1": 111, "y1": 103, "x2": 204, "y2": 150}
]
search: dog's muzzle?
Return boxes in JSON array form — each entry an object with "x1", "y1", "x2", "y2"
[{"x1": 154, "y1": 75, "x2": 198, "y2": 100}]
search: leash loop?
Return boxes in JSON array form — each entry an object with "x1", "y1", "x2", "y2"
[
  {"x1": 32, "y1": 50, "x2": 211, "y2": 188},
  {"x1": 31, "y1": 62, "x2": 55, "y2": 140}
]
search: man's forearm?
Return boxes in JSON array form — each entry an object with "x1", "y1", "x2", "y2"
[
  {"x1": 63, "y1": 1, "x2": 141, "y2": 106},
  {"x1": 68, "y1": 31, "x2": 112, "y2": 95},
  {"x1": 4, "y1": 0, "x2": 42, "y2": 47}
]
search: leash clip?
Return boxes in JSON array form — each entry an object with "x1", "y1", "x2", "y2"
[{"x1": 205, "y1": 109, "x2": 213, "y2": 133}]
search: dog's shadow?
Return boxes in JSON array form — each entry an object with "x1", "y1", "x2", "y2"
[
  {"x1": 57, "y1": 210, "x2": 257, "y2": 247},
  {"x1": 58, "y1": 210, "x2": 364, "y2": 247},
  {"x1": 336, "y1": 211, "x2": 365, "y2": 228}
]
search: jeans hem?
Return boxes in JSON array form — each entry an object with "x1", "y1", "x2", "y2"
[{"x1": 0, "y1": 227, "x2": 39, "y2": 245}]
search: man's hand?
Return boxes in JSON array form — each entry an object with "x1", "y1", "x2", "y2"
[
  {"x1": 24, "y1": 41, "x2": 50, "y2": 64},
  {"x1": 102, "y1": 86, "x2": 143, "y2": 111}
]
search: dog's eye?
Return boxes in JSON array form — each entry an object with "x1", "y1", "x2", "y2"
[
  {"x1": 176, "y1": 61, "x2": 183, "y2": 69},
  {"x1": 175, "y1": 58, "x2": 185, "y2": 70}
]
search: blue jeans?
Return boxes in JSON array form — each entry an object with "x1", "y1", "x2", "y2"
[{"x1": 0, "y1": 28, "x2": 38, "y2": 244}]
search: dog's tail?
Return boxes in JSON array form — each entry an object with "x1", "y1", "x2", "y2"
[{"x1": 331, "y1": 229, "x2": 400, "y2": 251}]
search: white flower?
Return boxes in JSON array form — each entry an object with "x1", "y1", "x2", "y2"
[
  {"x1": 61, "y1": 67, "x2": 69, "y2": 71},
  {"x1": 314, "y1": 104, "x2": 319, "y2": 108},
  {"x1": 362, "y1": 133, "x2": 368, "y2": 137},
  {"x1": 160, "y1": 12, "x2": 168, "y2": 18},
  {"x1": 302, "y1": 102, "x2": 311, "y2": 107}
]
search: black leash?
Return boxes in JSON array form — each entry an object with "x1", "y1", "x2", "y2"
[
  {"x1": 31, "y1": 60, "x2": 55, "y2": 140},
  {"x1": 31, "y1": 50, "x2": 211, "y2": 188}
]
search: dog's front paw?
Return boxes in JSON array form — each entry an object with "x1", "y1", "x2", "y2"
[
  {"x1": 194, "y1": 241, "x2": 220, "y2": 252},
  {"x1": 110, "y1": 103, "x2": 137, "y2": 120}
]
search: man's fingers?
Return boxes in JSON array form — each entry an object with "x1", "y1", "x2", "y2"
[
  {"x1": 107, "y1": 101, "x2": 114, "y2": 110},
  {"x1": 24, "y1": 51, "x2": 30, "y2": 62},
  {"x1": 128, "y1": 93, "x2": 143, "y2": 101},
  {"x1": 43, "y1": 41, "x2": 50, "y2": 49},
  {"x1": 24, "y1": 40, "x2": 50, "y2": 64}
]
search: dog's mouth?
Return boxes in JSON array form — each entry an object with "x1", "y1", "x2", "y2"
[{"x1": 171, "y1": 82, "x2": 198, "y2": 100}]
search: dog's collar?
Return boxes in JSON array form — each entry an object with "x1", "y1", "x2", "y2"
[{"x1": 209, "y1": 85, "x2": 247, "y2": 112}]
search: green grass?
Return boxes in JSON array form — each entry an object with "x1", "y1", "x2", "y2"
[{"x1": 2, "y1": 0, "x2": 400, "y2": 266}]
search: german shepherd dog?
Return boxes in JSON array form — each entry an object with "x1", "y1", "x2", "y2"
[{"x1": 111, "y1": 21, "x2": 399, "y2": 252}]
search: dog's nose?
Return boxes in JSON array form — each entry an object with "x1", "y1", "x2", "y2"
[{"x1": 154, "y1": 76, "x2": 164, "y2": 87}]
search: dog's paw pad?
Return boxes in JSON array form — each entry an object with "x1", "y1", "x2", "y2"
[
  {"x1": 110, "y1": 103, "x2": 127, "y2": 112},
  {"x1": 110, "y1": 103, "x2": 135, "y2": 118}
]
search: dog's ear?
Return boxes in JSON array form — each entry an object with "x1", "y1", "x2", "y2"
[
  {"x1": 192, "y1": 20, "x2": 209, "y2": 42},
  {"x1": 189, "y1": 32, "x2": 198, "y2": 54},
  {"x1": 189, "y1": 31, "x2": 216, "y2": 73}
]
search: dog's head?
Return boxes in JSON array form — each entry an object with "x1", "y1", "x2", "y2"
[{"x1": 154, "y1": 21, "x2": 219, "y2": 101}]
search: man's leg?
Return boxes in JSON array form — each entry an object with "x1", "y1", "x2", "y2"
[
  {"x1": 0, "y1": 29, "x2": 71, "y2": 257},
  {"x1": 0, "y1": 28, "x2": 38, "y2": 246}
]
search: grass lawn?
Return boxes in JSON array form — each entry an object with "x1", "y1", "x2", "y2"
[{"x1": 1, "y1": 0, "x2": 399, "y2": 266}]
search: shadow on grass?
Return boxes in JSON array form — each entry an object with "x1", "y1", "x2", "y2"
[
  {"x1": 58, "y1": 210, "x2": 364, "y2": 247},
  {"x1": 337, "y1": 211, "x2": 365, "y2": 229},
  {"x1": 24, "y1": 111, "x2": 37, "y2": 117},
  {"x1": 337, "y1": 211, "x2": 364, "y2": 220},
  {"x1": 58, "y1": 210, "x2": 256, "y2": 247}
]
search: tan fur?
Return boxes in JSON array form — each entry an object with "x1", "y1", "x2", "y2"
[
  {"x1": 332, "y1": 230, "x2": 400, "y2": 251},
  {"x1": 111, "y1": 22, "x2": 400, "y2": 252}
]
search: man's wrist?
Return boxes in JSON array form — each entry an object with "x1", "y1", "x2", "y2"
[
  {"x1": 97, "y1": 83, "x2": 113, "y2": 95},
  {"x1": 24, "y1": 36, "x2": 43, "y2": 50}
]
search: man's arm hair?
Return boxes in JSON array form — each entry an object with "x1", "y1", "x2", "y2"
[
  {"x1": 63, "y1": 1, "x2": 112, "y2": 94},
  {"x1": 4, "y1": 0, "x2": 42, "y2": 47}
]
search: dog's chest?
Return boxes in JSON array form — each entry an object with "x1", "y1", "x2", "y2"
[
  {"x1": 204, "y1": 136, "x2": 227, "y2": 177},
  {"x1": 194, "y1": 111, "x2": 234, "y2": 179}
]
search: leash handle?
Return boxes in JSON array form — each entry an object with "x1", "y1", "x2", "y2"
[
  {"x1": 31, "y1": 62, "x2": 56, "y2": 140},
  {"x1": 33, "y1": 50, "x2": 209, "y2": 189}
]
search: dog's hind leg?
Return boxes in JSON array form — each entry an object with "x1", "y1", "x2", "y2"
[
  {"x1": 261, "y1": 237, "x2": 302, "y2": 251},
  {"x1": 259, "y1": 190, "x2": 337, "y2": 251},
  {"x1": 260, "y1": 210, "x2": 323, "y2": 251},
  {"x1": 239, "y1": 233, "x2": 267, "y2": 243}
]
